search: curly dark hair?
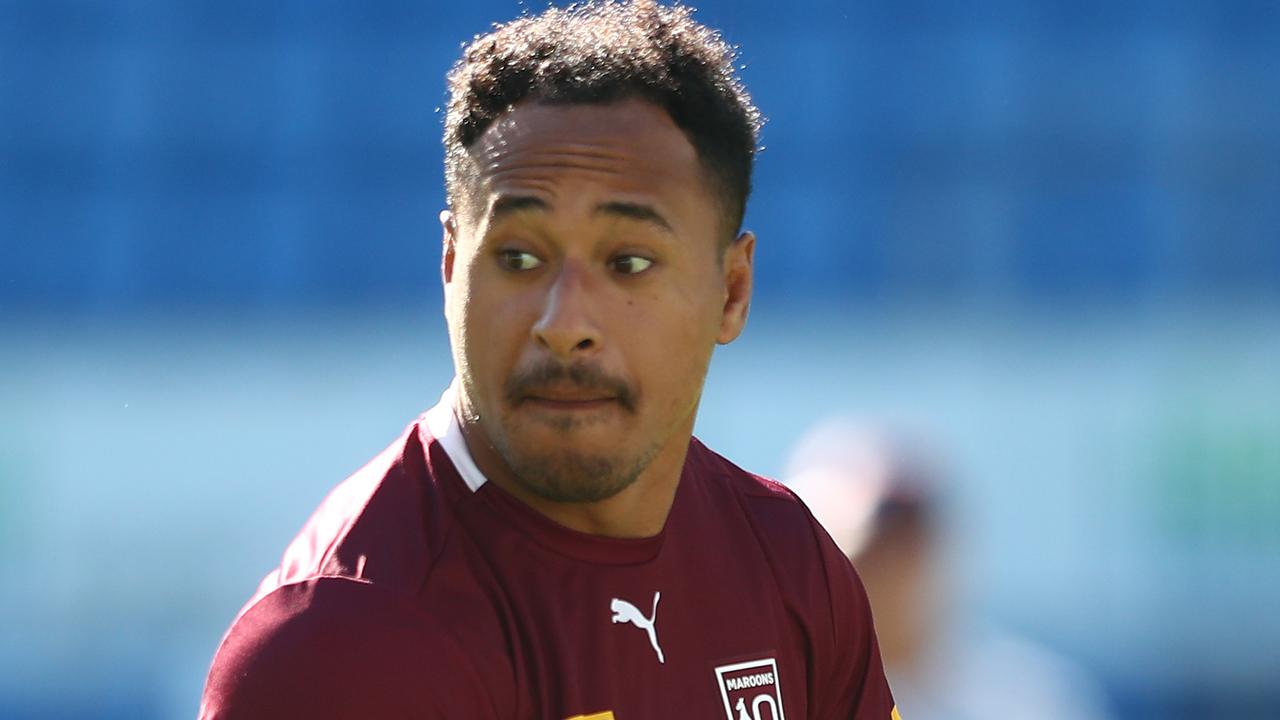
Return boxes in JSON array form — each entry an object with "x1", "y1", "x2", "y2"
[{"x1": 444, "y1": 0, "x2": 763, "y2": 239}]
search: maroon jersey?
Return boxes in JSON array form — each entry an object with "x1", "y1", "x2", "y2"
[{"x1": 200, "y1": 388, "x2": 897, "y2": 719}]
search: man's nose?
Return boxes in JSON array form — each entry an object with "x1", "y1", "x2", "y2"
[{"x1": 531, "y1": 261, "x2": 602, "y2": 359}]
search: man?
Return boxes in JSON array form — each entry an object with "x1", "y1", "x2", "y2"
[{"x1": 200, "y1": 2, "x2": 898, "y2": 718}]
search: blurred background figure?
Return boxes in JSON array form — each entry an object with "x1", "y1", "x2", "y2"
[{"x1": 786, "y1": 419, "x2": 1116, "y2": 720}]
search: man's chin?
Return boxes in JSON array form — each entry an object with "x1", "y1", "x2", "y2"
[{"x1": 508, "y1": 451, "x2": 639, "y2": 504}]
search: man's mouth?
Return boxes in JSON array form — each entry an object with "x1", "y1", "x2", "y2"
[
  {"x1": 505, "y1": 362, "x2": 636, "y2": 412},
  {"x1": 522, "y1": 387, "x2": 618, "y2": 410}
]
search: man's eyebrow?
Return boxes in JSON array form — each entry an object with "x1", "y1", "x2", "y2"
[
  {"x1": 487, "y1": 195, "x2": 674, "y2": 235},
  {"x1": 488, "y1": 194, "x2": 549, "y2": 222},
  {"x1": 594, "y1": 201, "x2": 674, "y2": 234}
]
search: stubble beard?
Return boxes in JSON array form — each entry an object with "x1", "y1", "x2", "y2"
[
  {"x1": 492, "y1": 423, "x2": 661, "y2": 503},
  {"x1": 484, "y1": 358, "x2": 658, "y2": 503}
]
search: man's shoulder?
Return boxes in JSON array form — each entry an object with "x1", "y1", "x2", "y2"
[
  {"x1": 687, "y1": 436, "x2": 852, "y2": 598},
  {"x1": 687, "y1": 436, "x2": 814, "y2": 529},
  {"x1": 200, "y1": 577, "x2": 498, "y2": 719},
  {"x1": 202, "y1": 417, "x2": 504, "y2": 718},
  {"x1": 685, "y1": 441, "x2": 893, "y2": 719},
  {"x1": 256, "y1": 417, "x2": 469, "y2": 605},
  {"x1": 685, "y1": 437, "x2": 841, "y2": 575}
]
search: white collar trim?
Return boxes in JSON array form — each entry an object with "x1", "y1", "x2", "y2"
[{"x1": 424, "y1": 380, "x2": 488, "y2": 493}]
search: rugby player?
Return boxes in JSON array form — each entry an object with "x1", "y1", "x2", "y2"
[{"x1": 200, "y1": 2, "x2": 899, "y2": 718}]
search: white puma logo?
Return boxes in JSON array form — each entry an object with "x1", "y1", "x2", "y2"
[{"x1": 610, "y1": 591, "x2": 664, "y2": 663}]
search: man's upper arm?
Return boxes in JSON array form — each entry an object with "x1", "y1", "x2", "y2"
[
  {"x1": 199, "y1": 578, "x2": 498, "y2": 720},
  {"x1": 811, "y1": 519, "x2": 900, "y2": 720}
]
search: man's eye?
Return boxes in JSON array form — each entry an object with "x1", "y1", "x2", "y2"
[
  {"x1": 611, "y1": 255, "x2": 654, "y2": 275},
  {"x1": 499, "y1": 250, "x2": 542, "y2": 271}
]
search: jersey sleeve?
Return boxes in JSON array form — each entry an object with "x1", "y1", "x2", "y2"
[
  {"x1": 199, "y1": 577, "x2": 500, "y2": 720},
  {"x1": 809, "y1": 517, "x2": 900, "y2": 720}
]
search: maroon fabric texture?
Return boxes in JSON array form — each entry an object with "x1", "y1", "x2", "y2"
[{"x1": 199, "y1": 418, "x2": 895, "y2": 719}]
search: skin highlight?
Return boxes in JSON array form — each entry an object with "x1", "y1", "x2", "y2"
[{"x1": 441, "y1": 98, "x2": 754, "y2": 538}]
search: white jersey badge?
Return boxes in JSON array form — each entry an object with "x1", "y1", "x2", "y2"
[{"x1": 715, "y1": 657, "x2": 785, "y2": 720}]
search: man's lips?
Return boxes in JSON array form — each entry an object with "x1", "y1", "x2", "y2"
[
  {"x1": 521, "y1": 390, "x2": 618, "y2": 408},
  {"x1": 525, "y1": 397, "x2": 615, "y2": 408},
  {"x1": 505, "y1": 364, "x2": 636, "y2": 413}
]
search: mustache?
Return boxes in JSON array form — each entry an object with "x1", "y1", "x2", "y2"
[{"x1": 504, "y1": 361, "x2": 636, "y2": 412}]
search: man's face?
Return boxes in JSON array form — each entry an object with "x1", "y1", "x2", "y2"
[{"x1": 442, "y1": 98, "x2": 753, "y2": 504}]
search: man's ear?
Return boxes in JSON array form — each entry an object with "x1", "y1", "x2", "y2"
[
  {"x1": 440, "y1": 210, "x2": 457, "y2": 286},
  {"x1": 717, "y1": 230, "x2": 755, "y2": 345},
  {"x1": 440, "y1": 210, "x2": 459, "y2": 321}
]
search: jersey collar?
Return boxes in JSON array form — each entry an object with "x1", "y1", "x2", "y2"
[{"x1": 423, "y1": 380, "x2": 488, "y2": 493}]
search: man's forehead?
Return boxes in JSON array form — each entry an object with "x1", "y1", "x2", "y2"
[
  {"x1": 451, "y1": 98, "x2": 735, "y2": 243},
  {"x1": 468, "y1": 99, "x2": 702, "y2": 183}
]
